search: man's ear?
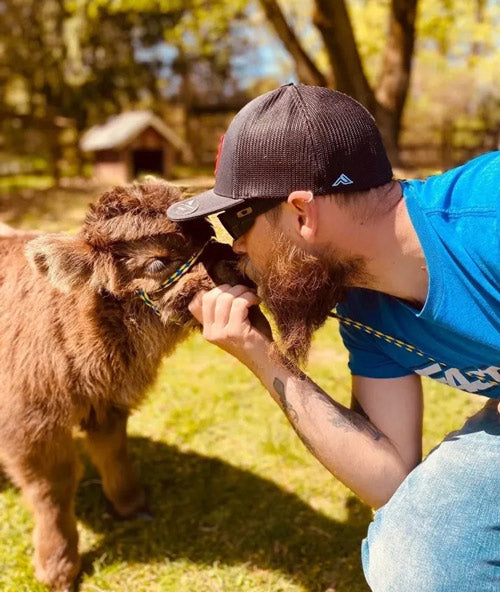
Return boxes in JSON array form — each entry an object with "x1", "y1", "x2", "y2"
[
  {"x1": 25, "y1": 234, "x2": 94, "y2": 294},
  {"x1": 287, "y1": 190, "x2": 318, "y2": 242}
]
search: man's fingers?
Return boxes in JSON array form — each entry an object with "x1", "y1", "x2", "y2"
[
  {"x1": 200, "y1": 284, "x2": 231, "y2": 326},
  {"x1": 188, "y1": 290, "x2": 207, "y2": 323},
  {"x1": 189, "y1": 284, "x2": 270, "y2": 357},
  {"x1": 226, "y1": 292, "x2": 261, "y2": 331},
  {"x1": 190, "y1": 284, "x2": 258, "y2": 327},
  {"x1": 213, "y1": 292, "x2": 235, "y2": 326},
  {"x1": 213, "y1": 285, "x2": 256, "y2": 327}
]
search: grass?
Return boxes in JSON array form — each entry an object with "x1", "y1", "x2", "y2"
[{"x1": 0, "y1": 185, "x2": 485, "y2": 592}]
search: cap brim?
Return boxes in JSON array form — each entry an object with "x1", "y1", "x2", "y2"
[{"x1": 166, "y1": 188, "x2": 245, "y2": 221}]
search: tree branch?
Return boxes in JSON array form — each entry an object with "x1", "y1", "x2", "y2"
[{"x1": 259, "y1": 0, "x2": 329, "y2": 87}]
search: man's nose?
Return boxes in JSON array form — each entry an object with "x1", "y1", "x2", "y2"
[{"x1": 232, "y1": 236, "x2": 246, "y2": 255}]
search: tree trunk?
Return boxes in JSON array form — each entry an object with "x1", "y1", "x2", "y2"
[
  {"x1": 259, "y1": 0, "x2": 420, "y2": 165},
  {"x1": 375, "y1": 0, "x2": 418, "y2": 162},
  {"x1": 312, "y1": 0, "x2": 375, "y2": 111}
]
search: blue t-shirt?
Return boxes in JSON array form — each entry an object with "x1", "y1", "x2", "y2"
[{"x1": 336, "y1": 151, "x2": 500, "y2": 399}]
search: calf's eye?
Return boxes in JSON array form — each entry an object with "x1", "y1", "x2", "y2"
[{"x1": 146, "y1": 258, "x2": 169, "y2": 274}]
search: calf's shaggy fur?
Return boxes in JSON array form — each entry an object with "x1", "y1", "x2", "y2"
[{"x1": 0, "y1": 181, "x2": 244, "y2": 591}]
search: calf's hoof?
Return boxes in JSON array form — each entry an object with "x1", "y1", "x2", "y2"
[
  {"x1": 111, "y1": 486, "x2": 149, "y2": 519},
  {"x1": 35, "y1": 551, "x2": 81, "y2": 592},
  {"x1": 133, "y1": 509, "x2": 154, "y2": 521}
]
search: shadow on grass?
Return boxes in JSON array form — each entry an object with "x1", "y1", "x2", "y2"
[{"x1": 75, "y1": 437, "x2": 372, "y2": 592}]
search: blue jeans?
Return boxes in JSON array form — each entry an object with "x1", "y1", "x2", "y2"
[{"x1": 362, "y1": 399, "x2": 500, "y2": 592}]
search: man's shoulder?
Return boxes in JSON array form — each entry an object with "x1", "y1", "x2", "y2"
[{"x1": 402, "y1": 151, "x2": 500, "y2": 214}]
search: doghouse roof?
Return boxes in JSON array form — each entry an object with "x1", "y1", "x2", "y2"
[{"x1": 80, "y1": 111, "x2": 187, "y2": 153}]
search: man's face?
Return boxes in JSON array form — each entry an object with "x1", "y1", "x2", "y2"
[{"x1": 233, "y1": 207, "x2": 366, "y2": 365}]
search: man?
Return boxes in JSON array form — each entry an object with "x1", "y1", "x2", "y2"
[{"x1": 167, "y1": 83, "x2": 500, "y2": 592}]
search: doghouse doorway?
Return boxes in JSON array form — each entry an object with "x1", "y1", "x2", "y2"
[{"x1": 132, "y1": 149, "x2": 164, "y2": 177}]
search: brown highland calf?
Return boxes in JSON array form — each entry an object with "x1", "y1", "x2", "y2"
[{"x1": 0, "y1": 180, "x2": 248, "y2": 591}]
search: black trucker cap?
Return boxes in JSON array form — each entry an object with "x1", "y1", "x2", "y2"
[{"x1": 167, "y1": 83, "x2": 392, "y2": 222}]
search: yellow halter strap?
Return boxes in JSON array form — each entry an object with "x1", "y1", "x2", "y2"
[{"x1": 137, "y1": 238, "x2": 213, "y2": 315}]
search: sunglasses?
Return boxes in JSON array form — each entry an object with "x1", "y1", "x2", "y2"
[{"x1": 217, "y1": 198, "x2": 284, "y2": 240}]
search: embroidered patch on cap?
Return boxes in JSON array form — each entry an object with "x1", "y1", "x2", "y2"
[{"x1": 332, "y1": 173, "x2": 353, "y2": 187}]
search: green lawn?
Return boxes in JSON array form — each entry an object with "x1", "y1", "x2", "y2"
[{"x1": 0, "y1": 185, "x2": 484, "y2": 591}]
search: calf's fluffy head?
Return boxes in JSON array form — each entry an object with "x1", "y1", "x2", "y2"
[{"x1": 25, "y1": 180, "x2": 240, "y2": 323}]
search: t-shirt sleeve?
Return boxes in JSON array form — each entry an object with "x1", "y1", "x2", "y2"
[{"x1": 336, "y1": 308, "x2": 413, "y2": 379}]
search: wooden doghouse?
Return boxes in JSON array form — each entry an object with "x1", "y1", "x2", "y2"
[{"x1": 80, "y1": 111, "x2": 189, "y2": 184}]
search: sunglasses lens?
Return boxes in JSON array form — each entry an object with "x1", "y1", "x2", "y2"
[
  {"x1": 217, "y1": 199, "x2": 283, "y2": 240},
  {"x1": 218, "y1": 211, "x2": 254, "y2": 240}
]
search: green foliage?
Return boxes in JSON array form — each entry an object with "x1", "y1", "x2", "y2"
[
  {"x1": 80, "y1": 0, "x2": 186, "y2": 18},
  {"x1": 1, "y1": 0, "x2": 499, "y2": 177},
  {"x1": 0, "y1": 0, "x2": 259, "y2": 179},
  {"x1": 0, "y1": 0, "x2": 252, "y2": 122},
  {"x1": 417, "y1": 0, "x2": 497, "y2": 59},
  {"x1": 402, "y1": 0, "x2": 500, "y2": 163},
  {"x1": 165, "y1": 0, "x2": 253, "y2": 106},
  {"x1": 0, "y1": 0, "x2": 183, "y2": 125},
  {"x1": 259, "y1": 0, "x2": 500, "y2": 161}
]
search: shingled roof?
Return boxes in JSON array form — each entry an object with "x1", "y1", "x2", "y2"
[{"x1": 80, "y1": 110, "x2": 188, "y2": 155}]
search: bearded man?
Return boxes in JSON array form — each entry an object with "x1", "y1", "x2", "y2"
[{"x1": 167, "y1": 83, "x2": 500, "y2": 592}]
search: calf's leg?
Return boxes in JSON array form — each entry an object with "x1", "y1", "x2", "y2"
[
  {"x1": 83, "y1": 406, "x2": 146, "y2": 517},
  {"x1": 2, "y1": 431, "x2": 81, "y2": 591}
]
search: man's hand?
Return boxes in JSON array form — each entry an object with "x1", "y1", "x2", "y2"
[{"x1": 188, "y1": 284, "x2": 272, "y2": 364}]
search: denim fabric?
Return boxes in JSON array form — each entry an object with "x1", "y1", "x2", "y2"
[{"x1": 362, "y1": 400, "x2": 500, "y2": 592}]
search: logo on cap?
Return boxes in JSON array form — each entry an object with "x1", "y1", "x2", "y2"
[
  {"x1": 170, "y1": 198, "x2": 199, "y2": 216},
  {"x1": 236, "y1": 206, "x2": 253, "y2": 218},
  {"x1": 332, "y1": 173, "x2": 353, "y2": 187}
]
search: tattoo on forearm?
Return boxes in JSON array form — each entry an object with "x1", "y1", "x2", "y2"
[
  {"x1": 273, "y1": 377, "x2": 316, "y2": 453},
  {"x1": 273, "y1": 377, "x2": 298, "y2": 422},
  {"x1": 302, "y1": 381, "x2": 382, "y2": 442},
  {"x1": 273, "y1": 376, "x2": 383, "y2": 450},
  {"x1": 318, "y1": 387, "x2": 381, "y2": 441}
]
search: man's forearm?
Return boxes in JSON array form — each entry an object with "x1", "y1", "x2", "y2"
[
  {"x1": 244, "y1": 340, "x2": 410, "y2": 508},
  {"x1": 188, "y1": 287, "x2": 411, "y2": 508}
]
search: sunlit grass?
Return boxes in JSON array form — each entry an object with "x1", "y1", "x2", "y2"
[{"x1": 0, "y1": 186, "x2": 484, "y2": 591}]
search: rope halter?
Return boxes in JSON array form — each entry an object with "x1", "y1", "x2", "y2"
[{"x1": 137, "y1": 238, "x2": 213, "y2": 316}]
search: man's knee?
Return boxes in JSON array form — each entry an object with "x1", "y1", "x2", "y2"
[
  {"x1": 363, "y1": 510, "x2": 500, "y2": 592},
  {"x1": 361, "y1": 414, "x2": 500, "y2": 592},
  {"x1": 362, "y1": 511, "x2": 462, "y2": 592}
]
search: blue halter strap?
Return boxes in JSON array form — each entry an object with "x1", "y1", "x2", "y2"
[{"x1": 137, "y1": 238, "x2": 213, "y2": 316}]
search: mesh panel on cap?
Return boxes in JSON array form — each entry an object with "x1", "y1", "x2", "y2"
[
  {"x1": 296, "y1": 85, "x2": 392, "y2": 194},
  {"x1": 234, "y1": 85, "x2": 318, "y2": 198},
  {"x1": 216, "y1": 83, "x2": 392, "y2": 201}
]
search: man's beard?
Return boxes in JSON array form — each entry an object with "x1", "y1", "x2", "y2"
[{"x1": 241, "y1": 231, "x2": 366, "y2": 366}]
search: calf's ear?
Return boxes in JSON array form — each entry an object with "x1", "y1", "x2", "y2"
[{"x1": 25, "y1": 234, "x2": 94, "y2": 293}]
